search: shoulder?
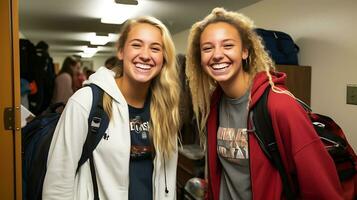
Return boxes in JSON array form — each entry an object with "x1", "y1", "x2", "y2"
[
  {"x1": 266, "y1": 88, "x2": 317, "y2": 140},
  {"x1": 266, "y1": 89, "x2": 312, "y2": 129},
  {"x1": 267, "y1": 89, "x2": 305, "y2": 118},
  {"x1": 56, "y1": 73, "x2": 72, "y2": 81},
  {"x1": 267, "y1": 89, "x2": 321, "y2": 155},
  {"x1": 67, "y1": 86, "x2": 93, "y2": 113}
]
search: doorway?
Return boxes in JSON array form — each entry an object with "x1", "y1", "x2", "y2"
[{"x1": 0, "y1": 0, "x2": 22, "y2": 199}]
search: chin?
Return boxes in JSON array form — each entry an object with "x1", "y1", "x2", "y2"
[
  {"x1": 133, "y1": 76, "x2": 154, "y2": 84},
  {"x1": 209, "y1": 74, "x2": 229, "y2": 82}
]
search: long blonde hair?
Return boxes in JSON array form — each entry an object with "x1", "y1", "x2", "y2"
[
  {"x1": 186, "y1": 8, "x2": 282, "y2": 144},
  {"x1": 104, "y1": 16, "x2": 180, "y2": 157}
]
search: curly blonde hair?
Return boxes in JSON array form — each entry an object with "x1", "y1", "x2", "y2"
[
  {"x1": 186, "y1": 8, "x2": 279, "y2": 145},
  {"x1": 104, "y1": 16, "x2": 180, "y2": 157}
]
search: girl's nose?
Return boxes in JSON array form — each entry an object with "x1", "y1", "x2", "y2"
[{"x1": 212, "y1": 48, "x2": 224, "y2": 62}]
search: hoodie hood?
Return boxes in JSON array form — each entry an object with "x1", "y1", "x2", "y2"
[
  {"x1": 249, "y1": 71, "x2": 287, "y2": 109},
  {"x1": 83, "y1": 66, "x2": 126, "y2": 104}
]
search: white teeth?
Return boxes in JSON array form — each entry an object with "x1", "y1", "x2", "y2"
[
  {"x1": 136, "y1": 63, "x2": 151, "y2": 69},
  {"x1": 211, "y1": 63, "x2": 229, "y2": 70}
]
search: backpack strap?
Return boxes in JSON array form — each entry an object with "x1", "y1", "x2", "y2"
[
  {"x1": 77, "y1": 84, "x2": 109, "y2": 200},
  {"x1": 251, "y1": 86, "x2": 296, "y2": 200}
]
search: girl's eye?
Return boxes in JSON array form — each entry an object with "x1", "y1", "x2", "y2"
[
  {"x1": 201, "y1": 46, "x2": 212, "y2": 52},
  {"x1": 151, "y1": 47, "x2": 162, "y2": 52},
  {"x1": 131, "y1": 43, "x2": 141, "y2": 48},
  {"x1": 224, "y1": 44, "x2": 234, "y2": 49}
]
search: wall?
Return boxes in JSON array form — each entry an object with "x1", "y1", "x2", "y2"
[
  {"x1": 172, "y1": 0, "x2": 357, "y2": 150},
  {"x1": 19, "y1": 31, "x2": 25, "y2": 39},
  {"x1": 91, "y1": 55, "x2": 110, "y2": 70},
  {"x1": 52, "y1": 55, "x2": 66, "y2": 67},
  {"x1": 173, "y1": 29, "x2": 190, "y2": 54}
]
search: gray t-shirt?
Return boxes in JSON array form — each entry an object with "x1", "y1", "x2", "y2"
[{"x1": 218, "y1": 90, "x2": 251, "y2": 200}]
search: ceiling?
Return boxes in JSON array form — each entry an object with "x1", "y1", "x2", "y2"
[{"x1": 19, "y1": 0, "x2": 260, "y2": 57}]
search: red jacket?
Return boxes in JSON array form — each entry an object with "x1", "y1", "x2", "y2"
[{"x1": 206, "y1": 71, "x2": 344, "y2": 200}]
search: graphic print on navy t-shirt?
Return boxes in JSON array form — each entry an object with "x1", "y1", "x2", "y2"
[
  {"x1": 128, "y1": 101, "x2": 153, "y2": 200},
  {"x1": 217, "y1": 127, "x2": 249, "y2": 164},
  {"x1": 129, "y1": 115, "x2": 152, "y2": 159}
]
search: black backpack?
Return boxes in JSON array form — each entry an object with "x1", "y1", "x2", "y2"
[
  {"x1": 22, "y1": 84, "x2": 109, "y2": 200},
  {"x1": 252, "y1": 87, "x2": 357, "y2": 200}
]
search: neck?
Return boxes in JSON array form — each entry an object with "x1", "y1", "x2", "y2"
[
  {"x1": 220, "y1": 71, "x2": 251, "y2": 99},
  {"x1": 116, "y1": 77, "x2": 150, "y2": 108}
]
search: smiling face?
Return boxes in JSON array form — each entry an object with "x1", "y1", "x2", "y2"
[
  {"x1": 118, "y1": 22, "x2": 164, "y2": 85},
  {"x1": 200, "y1": 22, "x2": 248, "y2": 85}
]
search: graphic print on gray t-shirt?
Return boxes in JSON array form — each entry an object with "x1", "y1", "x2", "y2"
[{"x1": 218, "y1": 89, "x2": 252, "y2": 200}]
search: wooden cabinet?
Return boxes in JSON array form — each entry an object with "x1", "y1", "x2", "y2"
[
  {"x1": 276, "y1": 65, "x2": 311, "y2": 105},
  {"x1": 177, "y1": 145, "x2": 205, "y2": 199}
]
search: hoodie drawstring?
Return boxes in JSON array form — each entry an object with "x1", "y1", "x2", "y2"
[{"x1": 163, "y1": 154, "x2": 169, "y2": 194}]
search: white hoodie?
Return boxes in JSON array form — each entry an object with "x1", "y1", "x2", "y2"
[{"x1": 43, "y1": 67, "x2": 178, "y2": 200}]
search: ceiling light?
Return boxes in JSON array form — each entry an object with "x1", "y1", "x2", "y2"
[
  {"x1": 80, "y1": 53, "x2": 95, "y2": 58},
  {"x1": 90, "y1": 33, "x2": 110, "y2": 45},
  {"x1": 80, "y1": 46, "x2": 99, "y2": 58},
  {"x1": 83, "y1": 47, "x2": 98, "y2": 54},
  {"x1": 100, "y1": 3, "x2": 136, "y2": 25},
  {"x1": 108, "y1": 33, "x2": 118, "y2": 42},
  {"x1": 101, "y1": 16, "x2": 129, "y2": 25},
  {"x1": 115, "y1": 0, "x2": 138, "y2": 5}
]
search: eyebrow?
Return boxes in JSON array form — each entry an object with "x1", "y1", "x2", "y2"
[
  {"x1": 129, "y1": 39, "x2": 162, "y2": 47},
  {"x1": 222, "y1": 39, "x2": 237, "y2": 43},
  {"x1": 201, "y1": 38, "x2": 237, "y2": 46}
]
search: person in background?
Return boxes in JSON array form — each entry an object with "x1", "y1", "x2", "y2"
[
  {"x1": 35, "y1": 41, "x2": 56, "y2": 113},
  {"x1": 186, "y1": 7, "x2": 343, "y2": 200},
  {"x1": 43, "y1": 15, "x2": 180, "y2": 200},
  {"x1": 51, "y1": 56, "x2": 80, "y2": 104},
  {"x1": 82, "y1": 66, "x2": 95, "y2": 79},
  {"x1": 72, "y1": 65, "x2": 87, "y2": 92},
  {"x1": 104, "y1": 55, "x2": 120, "y2": 69}
]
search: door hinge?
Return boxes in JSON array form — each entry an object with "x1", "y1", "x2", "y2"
[{"x1": 4, "y1": 107, "x2": 15, "y2": 130}]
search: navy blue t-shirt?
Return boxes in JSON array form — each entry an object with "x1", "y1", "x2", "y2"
[{"x1": 128, "y1": 99, "x2": 153, "y2": 200}]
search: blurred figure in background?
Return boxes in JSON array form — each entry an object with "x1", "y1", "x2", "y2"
[
  {"x1": 104, "y1": 56, "x2": 120, "y2": 69},
  {"x1": 73, "y1": 64, "x2": 87, "y2": 92},
  {"x1": 51, "y1": 56, "x2": 80, "y2": 104},
  {"x1": 35, "y1": 41, "x2": 56, "y2": 113},
  {"x1": 82, "y1": 66, "x2": 95, "y2": 79}
]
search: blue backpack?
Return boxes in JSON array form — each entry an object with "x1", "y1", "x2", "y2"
[
  {"x1": 255, "y1": 28, "x2": 300, "y2": 65},
  {"x1": 22, "y1": 84, "x2": 109, "y2": 200}
]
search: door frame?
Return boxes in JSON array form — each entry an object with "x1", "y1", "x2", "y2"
[{"x1": 0, "y1": 0, "x2": 22, "y2": 199}]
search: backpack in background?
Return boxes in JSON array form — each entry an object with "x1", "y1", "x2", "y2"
[
  {"x1": 22, "y1": 84, "x2": 109, "y2": 200},
  {"x1": 255, "y1": 28, "x2": 299, "y2": 65},
  {"x1": 34, "y1": 42, "x2": 56, "y2": 114},
  {"x1": 252, "y1": 87, "x2": 357, "y2": 200},
  {"x1": 20, "y1": 39, "x2": 56, "y2": 115}
]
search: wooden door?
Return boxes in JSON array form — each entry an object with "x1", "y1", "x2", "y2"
[{"x1": 0, "y1": 0, "x2": 22, "y2": 199}]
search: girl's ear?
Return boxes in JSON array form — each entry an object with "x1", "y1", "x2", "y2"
[
  {"x1": 117, "y1": 49, "x2": 124, "y2": 60},
  {"x1": 242, "y1": 48, "x2": 249, "y2": 60}
]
